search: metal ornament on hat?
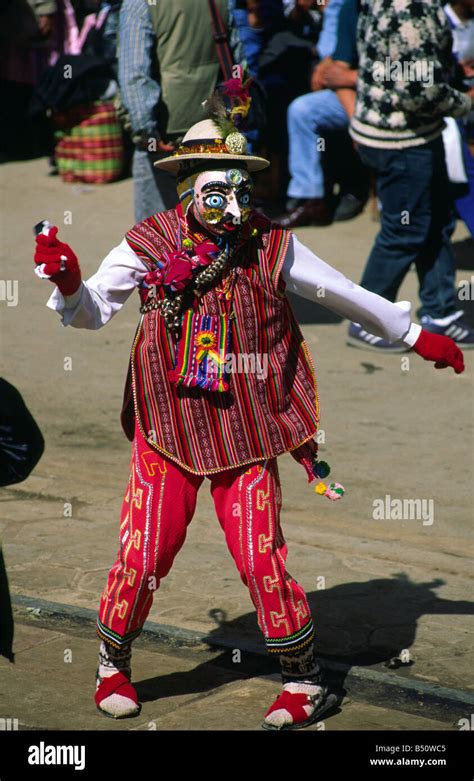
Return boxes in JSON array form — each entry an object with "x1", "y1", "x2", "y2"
[
  {"x1": 226, "y1": 168, "x2": 244, "y2": 185},
  {"x1": 224, "y1": 130, "x2": 247, "y2": 155}
]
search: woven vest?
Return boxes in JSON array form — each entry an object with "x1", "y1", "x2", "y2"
[
  {"x1": 147, "y1": 0, "x2": 228, "y2": 135},
  {"x1": 121, "y1": 209, "x2": 321, "y2": 479}
]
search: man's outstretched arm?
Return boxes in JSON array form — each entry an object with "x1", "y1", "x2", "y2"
[{"x1": 281, "y1": 235, "x2": 464, "y2": 374}]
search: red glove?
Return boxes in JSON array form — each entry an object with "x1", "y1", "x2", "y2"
[
  {"x1": 412, "y1": 329, "x2": 465, "y2": 374},
  {"x1": 34, "y1": 226, "x2": 82, "y2": 297}
]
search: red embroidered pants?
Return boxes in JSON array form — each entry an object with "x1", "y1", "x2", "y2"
[{"x1": 97, "y1": 427, "x2": 314, "y2": 655}]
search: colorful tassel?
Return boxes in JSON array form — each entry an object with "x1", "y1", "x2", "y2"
[
  {"x1": 314, "y1": 481, "x2": 345, "y2": 501},
  {"x1": 326, "y1": 482, "x2": 345, "y2": 500},
  {"x1": 312, "y1": 460, "x2": 331, "y2": 479}
]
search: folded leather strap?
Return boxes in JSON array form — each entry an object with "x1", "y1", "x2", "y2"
[
  {"x1": 207, "y1": 0, "x2": 233, "y2": 80},
  {"x1": 94, "y1": 671, "x2": 139, "y2": 708}
]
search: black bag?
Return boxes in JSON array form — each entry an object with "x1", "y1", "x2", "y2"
[
  {"x1": 0, "y1": 379, "x2": 44, "y2": 488},
  {"x1": 0, "y1": 378, "x2": 44, "y2": 665},
  {"x1": 29, "y1": 54, "x2": 114, "y2": 115}
]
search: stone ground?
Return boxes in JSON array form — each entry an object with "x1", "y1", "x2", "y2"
[
  {"x1": 0, "y1": 620, "x2": 458, "y2": 732},
  {"x1": 0, "y1": 157, "x2": 473, "y2": 734}
]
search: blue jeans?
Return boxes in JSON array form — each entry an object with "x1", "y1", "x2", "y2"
[
  {"x1": 132, "y1": 148, "x2": 178, "y2": 223},
  {"x1": 357, "y1": 138, "x2": 458, "y2": 319},
  {"x1": 454, "y1": 117, "x2": 474, "y2": 237},
  {"x1": 287, "y1": 89, "x2": 349, "y2": 198}
]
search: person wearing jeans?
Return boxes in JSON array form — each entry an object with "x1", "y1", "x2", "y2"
[
  {"x1": 118, "y1": 0, "x2": 244, "y2": 222},
  {"x1": 348, "y1": 0, "x2": 474, "y2": 351},
  {"x1": 276, "y1": 0, "x2": 366, "y2": 227},
  {"x1": 131, "y1": 148, "x2": 178, "y2": 226},
  {"x1": 286, "y1": 88, "x2": 351, "y2": 203},
  {"x1": 444, "y1": 0, "x2": 474, "y2": 237},
  {"x1": 357, "y1": 138, "x2": 459, "y2": 320}
]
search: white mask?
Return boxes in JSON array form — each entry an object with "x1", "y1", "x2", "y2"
[{"x1": 192, "y1": 168, "x2": 253, "y2": 235}]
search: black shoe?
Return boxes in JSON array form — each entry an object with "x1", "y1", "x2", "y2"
[
  {"x1": 333, "y1": 193, "x2": 366, "y2": 222},
  {"x1": 275, "y1": 198, "x2": 332, "y2": 228}
]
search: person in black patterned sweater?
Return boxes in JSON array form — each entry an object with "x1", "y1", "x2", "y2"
[{"x1": 347, "y1": 0, "x2": 474, "y2": 352}]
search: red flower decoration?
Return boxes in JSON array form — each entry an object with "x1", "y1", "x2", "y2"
[
  {"x1": 162, "y1": 251, "x2": 194, "y2": 292},
  {"x1": 144, "y1": 267, "x2": 165, "y2": 287},
  {"x1": 191, "y1": 240, "x2": 219, "y2": 268},
  {"x1": 195, "y1": 240, "x2": 219, "y2": 256},
  {"x1": 145, "y1": 242, "x2": 220, "y2": 294},
  {"x1": 221, "y1": 77, "x2": 251, "y2": 103}
]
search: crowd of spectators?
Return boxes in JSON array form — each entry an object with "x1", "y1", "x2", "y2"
[
  {"x1": 1, "y1": 2, "x2": 472, "y2": 219},
  {"x1": 1, "y1": 0, "x2": 474, "y2": 346}
]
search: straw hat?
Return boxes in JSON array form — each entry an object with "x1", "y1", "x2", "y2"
[{"x1": 154, "y1": 119, "x2": 269, "y2": 174}]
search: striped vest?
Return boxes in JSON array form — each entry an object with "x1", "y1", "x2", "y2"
[{"x1": 121, "y1": 208, "x2": 320, "y2": 480}]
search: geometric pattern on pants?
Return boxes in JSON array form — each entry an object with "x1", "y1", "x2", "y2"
[{"x1": 97, "y1": 426, "x2": 315, "y2": 655}]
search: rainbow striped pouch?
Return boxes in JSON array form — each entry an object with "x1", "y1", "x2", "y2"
[{"x1": 168, "y1": 310, "x2": 232, "y2": 392}]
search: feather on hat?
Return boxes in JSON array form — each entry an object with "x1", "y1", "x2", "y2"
[{"x1": 154, "y1": 73, "x2": 269, "y2": 174}]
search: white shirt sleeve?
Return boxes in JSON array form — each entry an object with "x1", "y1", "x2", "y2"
[
  {"x1": 46, "y1": 239, "x2": 149, "y2": 329},
  {"x1": 281, "y1": 234, "x2": 422, "y2": 347}
]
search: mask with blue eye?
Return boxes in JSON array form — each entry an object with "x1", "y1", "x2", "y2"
[
  {"x1": 192, "y1": 169, "x2": 254, "y2": 233},
  {"x1": 204, "y1": 193, "x2": 226, "y2": 210}
]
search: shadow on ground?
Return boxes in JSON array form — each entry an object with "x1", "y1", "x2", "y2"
[{"x1": 136, "y1": 572, "x2": 474, "y2": 707}]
